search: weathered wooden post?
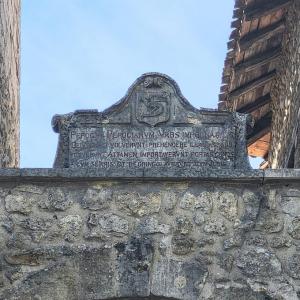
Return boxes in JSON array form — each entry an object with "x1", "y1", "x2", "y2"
[{"x1": 0, "y1": 0, "x2": 20, "y2": 167}]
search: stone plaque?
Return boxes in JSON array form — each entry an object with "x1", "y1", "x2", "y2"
[{"x1": 52, "y1": 73, "x2": 251, "y2": 172}]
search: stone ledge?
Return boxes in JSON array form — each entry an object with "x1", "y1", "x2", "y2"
[
  {"x1": 264, "y1": 169, "x2": 300, "y2": 182},
  {"x1": 0, "y1": 168, "x2": 266, "y2": 183},
  {"x1": 0, "y1": 168, "x2": 299, "y2": 183}
]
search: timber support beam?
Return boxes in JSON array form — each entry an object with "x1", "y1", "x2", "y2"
[
  {"x1": 229, "y1": 70, "x2": 276, "y2": 100},
  {"x1": 234, "y1": 47, "x2": 281, "y2": 73},
  {"x1": 239, "y1": 19, "x2": 285, "y2": 51},
  {"x1": 237, "y1": 94, "x2": 272, "y2": 114},
  {"x1": 245, "y1": 0, "x2": 291, "y2": 21}
]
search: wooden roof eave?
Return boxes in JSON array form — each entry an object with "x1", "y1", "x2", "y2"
[{"x1": 245, "y1": 0, "x2": 292, "y2": 21}]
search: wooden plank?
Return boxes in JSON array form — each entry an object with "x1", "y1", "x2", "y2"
[
  {"x1": 248, "y1": 144, "x2": 268, "y2": 157},
  {"x1": 230, "y1": 28, "x2": 239, "y2": 40},
  {"x1": 237, "y1": 94, "x2": 272, "y2": 113},
  {"x1": 233, "y1": 8, "x2": 243, "y2": 19},
  {"x1": 229, "y1": 70, "x2": 276, "y2": 100},
  {"x1": 245, "y1": 0, "x2": 291, "y2": 21},
  {"x1": 231, "y1": 19, "x2": 241, "y2": 28},
  {"x1": 259, "y1": 160, "x2": 269, "y2": 169},
  {"x1": 218, "y1": 93, "x2": 227, "y2": 102},
  {"x1": 227, "y1": 39, "x2": 236, "y2": 50},
  {"x1": 234, "y1": 0, "x2": 244, "y2": 9},
  {"x1": 240, "y1": 20, "x2": 252, "y2": 37},
  {"x1": 258, "y1": 14, "x2": 272, "y2": 30},
  {"x1": 248, "y1": 132, "x2": 271, "y2": 158},
  {"x1": 239, "y1": 19, "x2": 285, "y2": 51},
  {"x1": 234, "y1": 46, "x2": 281, "y2": 73}
]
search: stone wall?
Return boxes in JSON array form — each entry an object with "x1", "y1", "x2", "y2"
[
  {"x1": 0, "y1": 169, "x2": 300, "y2": 299},
  {"x1": 269, "y1": 0, "x2": 300, "y2": 168}
]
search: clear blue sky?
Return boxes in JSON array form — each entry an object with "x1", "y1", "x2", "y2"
[{"x1": 21, "y1": 0, "x2": 236, "y2": 167}]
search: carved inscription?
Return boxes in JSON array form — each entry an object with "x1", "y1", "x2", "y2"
[
  {"x1": 69, "y1": 126, "x2": 236, "y2": 169},
  {"x1": 53, "y1": 73, "x2": 251, "y2": 170}
]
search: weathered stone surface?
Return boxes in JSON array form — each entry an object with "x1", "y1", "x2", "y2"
[
  {"x1": 59, "y1": 215, "x2": 83, "y2": 242},
  {"x1": 0, "y1": 171, "x2": 299, "y2": 299},
  {"x1": 81, "y1": 187, "x2": 112, "y2": 210},
  {"x1": 39, "y1": 188, "x2": 72, "y2": 211},
  {"x1": 161, "y1": 190, "x2": 177, "y2": 214},
  {"x1": 179, "y1": 192, "x2": 195, "y2": 210},
  {"x1": 195, "y1": 251, "x2": 214, "y2": 265},
  {"x1": 0, "y1": 214, "x2": 13, "y2": 233},
  {"x1": 286, "y1": 254, "x2": 300, "y2": 279},
  {"x1": 52, "y1": 73, "x2": 251, "y2": 172},
  {"x1": 214, "y1": 285, "x2": 268, "y2": 300},
  {"x1": 98, "y1": 214, "x2": 129, "y2": 234},
  {"x1": 269, "y1": 1, "x2": 300, "y2": 169},
  {"x1": 246, "y1": 234, "x2": 267, "y2": 247},
  {"x1": 6, "y1": 231, "x2": 32, "y2": 249},
  {"x1": 151, "y1": 258, "x2": 208, "y2": 300},
  {"x1": 237, "y1": 247, "x2": 282, "y2": 277},
  {"x1": 204, "y1": 218, "x2": 227, "y2": 236},
  {"x1": 218, "y1": 253, "x2": 234, "y2": 271},
  {"x1": 257, "y1": 211, "x2": 284, "y2": 233},
  {"x1": 223, "y1": 231, "x2": 244, "y2": 250},
  {"x1": 116, "y1": 192, "x2": 161, "y2": 217},
  {"x1": 240, "y1": 190, "x2": 261, "y2": 227},
  {"x1": 281, "y1": 193, "x2": 300, "y2": 216},
  {"x1": 197, "y1": 236, "x2": 215, "y2": 248},
  {"x1": 174, "y1": 215, "x2": 193, "y2": 235},
  {"x1": 19, "y1": 216, "x2": 53, "y2": 242},
  {"x1": 14, "y1": 185, "x2": 44, "y2": 194},
  {"x1": 194, "y1": 191, "x2": 214, "y2": 213},
  {"x1": 179, "y1": 191, "x2": 215, "y2": 212},
  {"x1": 115, "y1": 236, "x2": 154, "y2": 298},
  {"x1": 288, "y1": 217, "x2": 300, "y2": 239},
  {"x1": 75, "y1": 246, "x2": 115, "y2": 299},
  {"x1": 137, "y1": 217, "x2": 170, "y2": 235},
  {"x1": 270, "y1": 236, "x2": 292, "y2": 248},
  {"x1": 193, "y1": 210, "x2": 206, "y2": 226},
  {"x1": 217, "y1": 191, "x2": 238, "y2": 221},
  {"x1": 172, "y1": 235, "x2": 195, "y2": 255},
  {"x1": 248, "y1": 279, "x2": 299, "y2": 300},
  {"x1": 88, "y1": 212, "x2": 129, "y2": 237},
  {"x1": 5, "y1": 193, "x2": 33, "y2": 215}
]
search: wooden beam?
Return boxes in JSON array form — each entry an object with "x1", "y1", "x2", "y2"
[
  {"x1": 237, "y1": 94, "x2": 272, "y2": 113},
  {"x1": 259, "y1": 160, "x2": 269, "y2": 169},
  {"x1": 239, "y1": 19, "x2": 285, "y2": 51},
  {"x1": 234, "y1": 47, "x2": 281, "y2": 73},
  {"x1": 248, "y1": 132, "x2": 271, "y2": 158},
  {"x1": 247, "y1": 112, "x2": 272, "y2": 146},
  {"x1": 229, "y1": 70, "x2": 276, "y2": 100},
  {"x1": 245, "y1": 0, "x2": 291, "y2": 21}
]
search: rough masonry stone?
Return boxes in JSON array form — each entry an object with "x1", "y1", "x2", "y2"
[{"x1": 0, "y1": 169, "x2": 299, "y2": 299}]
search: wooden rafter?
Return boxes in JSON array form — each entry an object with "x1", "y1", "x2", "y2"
[
  {"x1": 248, "y1": 132, "x2": 270, "y2": 158},
  {"x1": 234, "y1": 47, "x2": 281, "y2": 73},
  {"x1": 245, "y1": 0, "x2": 291, "y2": 21},
  {"x1": 247, "y1": 112, "x2": 272, "y2": 146},
  {"x1": 229, "y1": 70, "x2": 276, "y2": 100},
  {"x1": 239, "y1": 19, "x2": 285, "y2": 51},
  {"x1": 237, "y1": 94, "x2": 272, "y2": 113}
]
